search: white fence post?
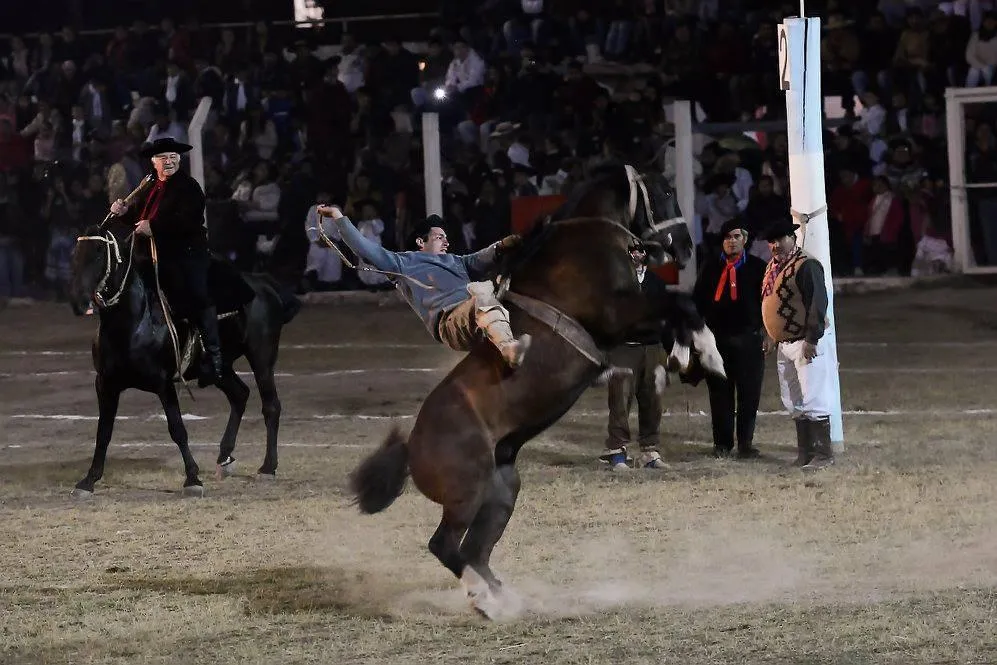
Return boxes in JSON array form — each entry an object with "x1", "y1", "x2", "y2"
[{"x1": 422, "y1": 112, "x2": 443, "y2": 218}]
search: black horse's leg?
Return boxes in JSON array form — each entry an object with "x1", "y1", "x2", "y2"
[
  {"x1": 159, "y1": 383, "x2": 204, "y2": 496},
  {"x1": 213, "y1": 371, "x2": 251, "y2": 476},
  {"x1": 247, "y1": 352, "x2": 281, "y2": 477},
  {"x1": 429, "y1": 508, "x2": 501, "y2": 618},
  {"x1": 73, "y1": 377, "x2": 121, "y2": 496},
  {"x1": 459, "y1": 463, "x2": 522, "y2": 593},
  {"x1": 428, "y1": 510, "x2": 473, "y2": 579}
]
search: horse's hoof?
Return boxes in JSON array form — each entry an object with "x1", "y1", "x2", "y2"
[
  {"x1": 182, "y1": 484, "x2": 205, "y2": 498},
  {"x1": 216, "y1": 458, "x2": 237, "y2": 479},
  {"x1": 71, "y1": 487, "x2": 94, "y2": 499},
  {"x1": 461, "y1": 566, "x2": 516, "y2": 620},
  {"x1": 255, "y1": 472, "x2": 277, "y2": 482}
]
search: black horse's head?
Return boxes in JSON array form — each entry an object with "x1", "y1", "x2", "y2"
[
  {"x1": 69, "y1": 220, "x2": 134, "y2": 315},
  {"x1": 551, "y1": 162, "x2": 693, "y2": 269},
  {"x1": 625, "y1": 167, "x2": 693, "y2": 268}
]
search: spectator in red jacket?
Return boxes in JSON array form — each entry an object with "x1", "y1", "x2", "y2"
[{"x1": 829, "y1": 164, "x2": 874, "y2": 275}]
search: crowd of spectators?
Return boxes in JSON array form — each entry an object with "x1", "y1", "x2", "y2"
[{"x1": 1, "y1": 0, "x2": 996, "y2": 303}]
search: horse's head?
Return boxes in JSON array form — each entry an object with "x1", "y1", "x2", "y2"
[
  {"x1": 550, "y1": 162, "x2": 693, "y2": 269},
  {"x1": 69, "y1": 220, "x2": 134, "y2": 315},
  {"x1": 621, "y1": 166, "x2": 693, "y2": 269}
]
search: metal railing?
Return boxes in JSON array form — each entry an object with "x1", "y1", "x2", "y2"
[{"x1": 4, "y1": 12, "x2": 438, "y2": 40}]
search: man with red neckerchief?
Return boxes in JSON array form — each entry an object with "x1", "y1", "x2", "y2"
[
  {"x1": 109, "y1": 136, "x2": 223, "y2": 387},
  {"x1": 693, "y1": 217, "x2": 767, "y2": 459}
]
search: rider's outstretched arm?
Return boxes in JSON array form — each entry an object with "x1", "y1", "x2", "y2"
[{"x1": 318, "y1": 205, "x2": 404, "y2": 273}]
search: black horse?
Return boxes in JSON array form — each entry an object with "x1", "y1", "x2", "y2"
[
  {"x1": 348, "y1": 162, "x2": 725, "y2": 619},
  {"x1": 68, "y1": 218, "x2": 301, "y2": 497}
]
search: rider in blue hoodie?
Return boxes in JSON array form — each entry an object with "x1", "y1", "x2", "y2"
[{"x1": 316, "y1": 205, "x2": 531, "y2": 368}]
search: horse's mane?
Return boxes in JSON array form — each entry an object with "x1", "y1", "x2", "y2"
[
  {"x1": 496, "y1": 161, "x2": 633, "y2": 281},
  {"x1": 548, "y1": 161, "x2": 630, "y2": 223}
]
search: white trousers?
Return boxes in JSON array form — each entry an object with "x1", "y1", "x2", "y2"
[{"x1": 777, "y1": 337, "x2": 835, "y2": 420}]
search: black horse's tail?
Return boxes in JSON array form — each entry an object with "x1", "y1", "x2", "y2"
[
  {"x1": 278, "y1": 286, "x2": 302, "y2": 325},
  {"x1": 253, "y1": 274, "x2": 301, "y2": 325},
  {"x1": 348, "y1": 427, "x2": 410, "y2": 514}
]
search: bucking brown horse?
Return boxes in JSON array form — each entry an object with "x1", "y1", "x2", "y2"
[{"x1": 348, "y1": 162, "x2": 725, "y2": 618}]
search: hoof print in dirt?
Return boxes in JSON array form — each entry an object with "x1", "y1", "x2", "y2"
[{"x1": 255, "y1": 472, "x2": 277, "y2": 482}]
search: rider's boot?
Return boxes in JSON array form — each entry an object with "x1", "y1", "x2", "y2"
[
  {"x1": 196, "y1": 306, "x2": 225, "y2": 387},
  {"x1": 476, "y1": 307, "x2": 531, "y2": 368}
]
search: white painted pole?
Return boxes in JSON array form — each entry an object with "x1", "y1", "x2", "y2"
[
  {"x1": 781, "y1": 15, "x2": 845, "y2": 452},
  {"x1": 944, "y1": 88, "x2": 972, "y2": 272},
  {"x1": 187, "y1": 96, "x2": 212, "y2": 226},
  {"x1": 422, "y1": 112, "x2": 443, "y2": 218},
  {"x1": 673, "y1": 100, "x2": 697, "y2": 291}
]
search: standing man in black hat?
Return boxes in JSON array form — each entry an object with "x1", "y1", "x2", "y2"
[
  {"x1": 599, "y1": 239, "x2": 670, "y2": 470},
  {"x1": 760, "y1": 215, "x2": 834, "y2": 471},
  {"x1": 693, "y1": 217, "x2": 768, "y2": 459},
  {"x1": 109, "y1": 136, "x2": 224, "y2": 387}
]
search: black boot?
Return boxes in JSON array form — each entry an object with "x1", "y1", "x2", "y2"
[
  {"x1": 792, "y1": 419, "x2": 812, "y2": 467},
  {"x1": 196, "y1": 306, "x2": 224, "y2": 387},
  {"x1": 802, "y1": 417, "x2": 834, "y2": 472}
]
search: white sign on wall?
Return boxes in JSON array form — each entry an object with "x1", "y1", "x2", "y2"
[{"x1": 293, "y1": 0, "x2": 324, "y2": 24}]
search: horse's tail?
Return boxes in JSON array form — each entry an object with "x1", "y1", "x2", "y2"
[
  {"x1": 278, "y1": 286, "x2": 302, "y2": 325},
  {"x1": 348, "y1": 426, "x2": 410, "y2": 514},
  {"x1": 252, "y1": 273, "x2": 302, "y2": 325}
]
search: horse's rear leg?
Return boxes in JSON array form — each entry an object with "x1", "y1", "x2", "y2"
[
  {"x1": 459, "y1": 463, "x2": 523, "y2": 619},
  {"x1": 420, "y1": 448, "x2": 510, "y2": 619},
  {"x1": 247, "y1": 353, "x2": 280, "y2": 477},
  {"x1": 73, "y1": 378, "x2": 121, "y2": 497},
  {"x1": 159, "y1": 384, "x2": 204, "y2": 497},
  {"x1": 427, "y1": 508, "x2": 502, "y2": 619},
  {"x1": 214, "y1": 372, "x2": 251, "y2": 478}
]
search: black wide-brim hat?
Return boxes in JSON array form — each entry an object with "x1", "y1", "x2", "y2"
[
  {"x1": 720, "y1": 217, "x2": 749, "y2": 239},
  {"x1": 140, "y1": 137, "x2": 193, "y2": 159},
  {"x1": 762, "y1": 216, "x2": 801, "y2": 242}
]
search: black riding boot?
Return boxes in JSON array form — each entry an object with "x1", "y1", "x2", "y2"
[
  {"x1": 802, "y1": 416, "x2": 835, "y2": 472},
  {"x1": 196, "y1": 306, "x2": 224, "y2": 387},
  {"x1": 792, "y1": 418, "x2": 812, "y2": 467}
]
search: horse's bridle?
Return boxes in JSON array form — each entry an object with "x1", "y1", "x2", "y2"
[
  {"x1": 623, "y1": 164, "x2": 687, "y2": 251},
  {"x1": 75, "y1": 230, "x2": 135, "y2": 308}
]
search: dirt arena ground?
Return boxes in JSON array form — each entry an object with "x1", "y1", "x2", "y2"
[{"x1": 2, "y1": 284, "x2": 997, "y2": 665}]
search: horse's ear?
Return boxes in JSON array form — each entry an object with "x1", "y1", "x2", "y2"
[{"x1": 645, "y1": 241, "x2": 667, "y2": 266}]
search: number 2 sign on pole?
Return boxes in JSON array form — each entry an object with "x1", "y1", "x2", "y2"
[{"x1": 777, "y1": 23, "x2": 790, "y2": 91}]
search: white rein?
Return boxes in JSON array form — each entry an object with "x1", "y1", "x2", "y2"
[
  {"x1": 623, "y1": 164, "x2": 686, "y2": 244},
  {"x1": 76, "y1": 230, "x2": 136, "y2": 308}
]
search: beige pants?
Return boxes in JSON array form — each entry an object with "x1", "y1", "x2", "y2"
[{"x1": 437, "y1": 281, "x2": 512, "y2": 352}]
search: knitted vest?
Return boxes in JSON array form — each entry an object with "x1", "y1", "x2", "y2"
[{"x1": 761, "y1": 251, "x2": 811, "y2": 342}]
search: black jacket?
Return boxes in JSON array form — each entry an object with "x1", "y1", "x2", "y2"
[
  {"x1": 626, "y1": 266, "x2": 672, "y2": 345},
  {"x1": 124, "y1": 171, "x2": 207, "y2": 258},
  {"x1": 693, "y1": 251, "x2": 767, "y2": 338}
]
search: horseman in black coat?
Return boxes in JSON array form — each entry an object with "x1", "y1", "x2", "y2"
[{"x1": 109, "y1": 137, "x2": 224, "y2": 386}]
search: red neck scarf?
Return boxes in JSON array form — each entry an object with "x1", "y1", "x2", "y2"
[
  {"x1": 139, "y1": 178, "x2": 167, "y2": 222},
  {"x1": 714, "y1": 252, "x2": 745, "y2": 302},
  {"x1": 762, "y1": 247, "x2": 803, "y2": 298}
]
